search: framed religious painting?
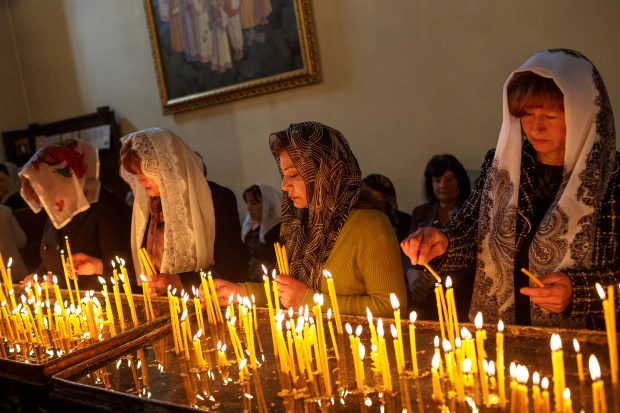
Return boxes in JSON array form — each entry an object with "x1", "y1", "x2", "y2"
[{"x1": 144, "y1": 0, "x2": 321, "y2": 114}]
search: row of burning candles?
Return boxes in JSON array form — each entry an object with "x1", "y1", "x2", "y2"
[
  {"x1": 1, "y1": 241, "x2": 618, "y2": 412},
  {"x1": 0, "y1": 240, "x2": 158, "y2": 360}
]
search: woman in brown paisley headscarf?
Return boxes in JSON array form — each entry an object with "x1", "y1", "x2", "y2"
[
  {"x1": 402, "y1": 49, "x2": 619, "y2": 329},
  {"x1": 215, "y1": 122, "x2": 406, "y2": 317}
]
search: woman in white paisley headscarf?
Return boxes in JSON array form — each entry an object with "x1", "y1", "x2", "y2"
[
  {"x1": 75, "y1": 128, "x2": 248, "y2": 295},
  {"x1": 215, "y1": 122, "x2": 407, "y2": 317},
  {"x1": 402, "y1": 49, "x2": 619, "y2": 329}
]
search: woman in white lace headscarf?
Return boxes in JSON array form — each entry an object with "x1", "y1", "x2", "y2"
[
  {"x1": 69, "y1": 128, "x2": 248, "y2": 295},
  {"x1": 241, "y1": 183, "x2": 281, "y2": 281},
  {"x1": 402, "y1": 49, "x2": 619, "y2": 329}
]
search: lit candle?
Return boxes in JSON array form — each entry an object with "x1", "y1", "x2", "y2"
[
  {"x1": 391, "y1": 324, "x2": 404, "y2": 375},
  {"x1": 326, "y1": 309, "x2": 339, "y2": 361},
  {"x1": 563, "y1": 388, "x2": 573, "y2": 413},
  {"x1": 516, "y1": 364, "x2": 529, "y2": 413},
  {"x1": 463, "y1": 358, "x2": 474, "y2": 388},
  {"x1": 52, "y1": 275, "x2": 66, "y2": 318},
  {"x1": 390, "y1": 293, "x2": 405, "y2": 374},
  {"x1": 376, "y1": 318, "x2": 392, "y2": 392},
  {"x1": 596, "y1": 283, "x2": 618, "y2": 386},
  {"x1": 217, "y1": 340, "x2": 229, "y2": 378},
  {"x1": 192, "y1": 330, "x2": 205, "y2": 369},
  {"x1": 496, "y1": 319, "x2": 506, "y2": 409},
  {"x1": 445, "y1": 276, "x2": 458, "y2": 346},
  {"x1": 532, "y1": 371, "x2": 541, "y2": 413},
  {"x1": 509, "y1": 362, "x2": 518, "y2": 413},
  {"x1": 573, "y1": 339, "x2": 585, "y2": 384},
  {"x1": 541, "y1": 377, "x2": 550, "y2": 413},
  {"x1": 357, "y1": 343, "x2": 366, "y2": 391},
  {"x1": 111, "y1": 278, "x2": 125, "y2": 332},
  {"x1": 474, "y1": 312, "x2": 489, "y2": 405},
  {"x1": 488, "y1": 360, "x2": 496, "y2": 391},
  {"x1": 431, "y1": 351, "x2": 443, "y2": 403},
  {"x1": 64, "y1": 236, "x2": 80, "y2": 302},
  {"x1": 589, "y1": 354, "x2": 607, "y2": 413},
  {"x1": 180, "y1": 309, "x2": 190, "y2": 359},
  {"x1": 98, "y1": 276, "x2": 116, "y2": 336},
  {"x1": 409, "y1": 311, "x2": 419, "y2": 376},
  {"x1": 550, "y1": 333, "x2": 566, "y2": 413},
  {"x1": 119, "y1": 273, "x2": 138, "y2": 327},
  {"x1": 323, "y1": 270, "x2": 342, "y2": 334},
  {"x1": 59, "y1": 250, "x2": 75, "y2": 307}
]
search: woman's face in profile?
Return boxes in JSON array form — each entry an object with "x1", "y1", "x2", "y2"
[
  {"x1": 432, "y1": 169, "x2": 459, "y2": 205},
  {"x1": 279, "y1": 151, "x2": 308, "y2": 209},
  {"x1": 135, "y1": 172, "x2": 160, "y2": 197}
]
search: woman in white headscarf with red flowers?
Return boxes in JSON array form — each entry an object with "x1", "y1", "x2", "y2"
[
  {"x1": 402, "y1": 49, "x2": 619, "y2": 330},
  {"x1": 18, "y1": 139, "x2": 133, "y2": 290}
]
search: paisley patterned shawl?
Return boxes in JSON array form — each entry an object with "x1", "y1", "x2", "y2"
[
  {"x1": 470, "y1": 49, "x2": 616, "y2": 327},
  {"x1": 269, "y1": 122, "x2": 361, "y2": 291}
]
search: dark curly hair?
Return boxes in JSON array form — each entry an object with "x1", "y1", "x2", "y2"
[{"x1": 423, "y1": 154, "x2": 471, "y2": 205}]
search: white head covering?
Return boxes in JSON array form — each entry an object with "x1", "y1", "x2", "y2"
[
  {"x1": 19, "y1": 139, "x2": 101, "y2": 229},
  {"x1": 470, "y1": 49, "x2": 616, "y2": 327},
  {"x1": 0, "y1": 162, "x2": 21, "y2": 204},
  {"x1": 120, "y1": 128, "x2": 216, "y2": 278},
  {"x1": 241, "y1": 183, "x2": 281, "y2": 243}
]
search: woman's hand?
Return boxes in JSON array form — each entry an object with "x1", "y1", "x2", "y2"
[
  {"x1": 70, "y1": 252, "x2": 104, "y2": 277},
  {"x1": 400, "y1": 227, "x2": 448, "y2": 265},
  {"x1": 212, "y1": 279, "x2": 245, "y2": 307},
  {"x1": 275, "y1": 274, "x2": 308, "y2": 310},
  {"x1": 148, "y1": 273, "x2": 183, "y2": 297},
  {"x1": 520, "y1": 272, "x2": 572, "y2": 313}
]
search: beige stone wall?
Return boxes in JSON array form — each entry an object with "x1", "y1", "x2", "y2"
[{"x1": 1, "y1": 0, "x2": 619, "y2": 215}]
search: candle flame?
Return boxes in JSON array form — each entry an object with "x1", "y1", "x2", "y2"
[
  {"x1": 180, "y1": 309, "x2": 188, "y2": 322},
  {"x1": 434, "y1": 335, "x2": 439, "y2": 347},
  {"x1": 488, "y1": 360, "x2": 496, "y2": 376},
  {"x1": 323, "y1": 269, "x2": 332, "y2": 279},
  {"x1": 589, "y1": 354, "x2": 601, "y2": 380},
  {"x1": 474, "y1": 311, "x2": 483, "y2": 329},
  {"x1": 463, "y1": 358, "x2": 472, "y2": 373},
  {"x1": 355, "y1": 325, "x2": 363, "y2": 337},
  {"x1": 345, "y1": 323, "x2": 352, "y2": 335},
  {"x1": 140, "y1": 274, "x2": 147, "y2": 283},
  {"x1": 461, "y1": 327, "x2": 472, "y2": 339},
  {"x1": 410, "y1": 311, "x2": 417, "y2": 323},
  {"x1": 261, "y1": 264, "x2": 268, "y2": 274},
  {"x1": 533, "y1": 371, "x2": 540, "y2": 385},
  {"x1": 550, "y1": 333, "x2": 563, "y2": 351},
  {"x1": 98, "y1": 276, "x2": 106, "y2": 284},
  {"x1": 509, "y1": 362, "x2": 517, "y2": 379},
  {"x1": 563, "y1": 388, "x2": 571, "y2": 400},
  {"x1": 390, "y1": 293, "x2": 400, "y2": 309},
  {"x1": 541, "y1": 376, "x2": 549, "y2": 390},
  {"x1": 442, "y1": 338, "x2": 451, "y2": 352},
  {"x1": 391, "y1": 324, "x2": 398, "y2": 338},
  {"x1": 516, "y1": 364, "x2": 529, "y2": 384},
  {"x1": 595, "y1": 283, "x2": 606, "y2": 300},
  {"x1": 53, "y1": 275, "x2": 58, "y2": 284},
  {"x1": 327, "y1": 308, "x2": 332, "y2": 319},
  {"x1": 431, "y1": 352, "x2": 440, "y2": 369},
  {"x1": 358, "y1": 343, "x2": 365, "y2": 360},
  {"x1": 366, "y1": 307, "x2": 373, "y2": 323},
  {"x1": 498, "y1": 319, "x2": 504, "y2": 333},
  {"x1": 445, "y1": 276, "x2": 452, "y2": 288},
  {"x1": 573, "y1": 338, "x2": 580, "y2": 353}
]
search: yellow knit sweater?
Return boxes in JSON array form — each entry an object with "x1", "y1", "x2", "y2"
[{"x1": 243, "y1": 209, "x2": 407, "y2": 318}]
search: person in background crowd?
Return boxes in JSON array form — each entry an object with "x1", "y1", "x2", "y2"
[
  {"x1": 214, "y1": 122, "x2": 407, "y2": 317},
  {"x1": 241, "y1": 183, "x2": 281, "y2": 282},
  {"x1": 405, "y1": 154, "x2": 472, "y2": 319},
  {"x1": 0, "y1": 162, "x2": 26, "y2": 209},
  {"x1": 18, "y1": 139, "x2": 134, "y2": 290},
  {"x1": 402, "y1": 49, "x2": 620, "y2": 329},
  {"x1": 359, "y1": 173, "x2": 411, "y2": 243}
]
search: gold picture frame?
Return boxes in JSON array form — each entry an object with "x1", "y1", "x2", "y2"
[{"x1": 144, "y1": 0, "x2": 321, "y2": 114}]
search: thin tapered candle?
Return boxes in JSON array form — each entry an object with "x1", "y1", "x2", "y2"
[{"x1": 520, "y1": 267, "x2": 545, "y2": 288}]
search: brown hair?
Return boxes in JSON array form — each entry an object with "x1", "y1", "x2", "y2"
[
  {"x1": 507, "y1": 71, "x2": 564, "y2": 117},
  {"x1": 120, "y1": 139, "x2": 143, "y2": 175}
]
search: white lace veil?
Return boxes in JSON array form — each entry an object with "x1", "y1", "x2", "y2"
[{"x1": 120, "y1": 128, "x2": 216, "y2": 279}]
